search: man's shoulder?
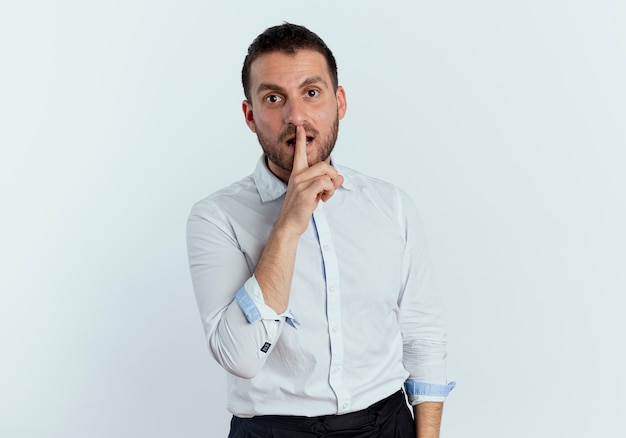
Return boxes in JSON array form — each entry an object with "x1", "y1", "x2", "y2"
[{"x1": 190, "y1": 174, "x2": 258, "y2": 215}]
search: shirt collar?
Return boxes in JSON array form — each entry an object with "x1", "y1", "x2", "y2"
[{"x1": 252, "y1": 155, "x2": 354, "y2": 203}]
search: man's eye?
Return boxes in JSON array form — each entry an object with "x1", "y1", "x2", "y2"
[
  {"x1": 306, "y1": 89, "x2": 319, "y2": 98},
  {"x1": 265, "y1": 95, "x2": 282, "y2": 103}
]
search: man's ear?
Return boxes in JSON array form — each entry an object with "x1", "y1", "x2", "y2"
[
  {"x1": 242, "y1": 100, "x2": 256, "y2": 133},
  {"x1": 336, "y1": 86, "x2": 347, "y2": 120}
]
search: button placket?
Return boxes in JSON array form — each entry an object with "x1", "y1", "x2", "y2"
[{"x1": 312, "y1": 206, "x2": 350, "y2": 413}]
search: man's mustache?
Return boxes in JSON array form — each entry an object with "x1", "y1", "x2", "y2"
[{"x1": 278, "y1": 125, "x2": 319, "y2": 143}]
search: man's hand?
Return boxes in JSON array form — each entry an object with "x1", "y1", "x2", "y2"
[
  {"x1": 253, "y1": 125, "x2": 343, "y2": 313},
  {"x1": 274, "y1": 125, "x2": 344, "y2": 237}
]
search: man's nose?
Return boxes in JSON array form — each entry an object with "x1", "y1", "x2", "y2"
[{"x1": 283, "y1": 99, "x2": 307, "y2": 125}]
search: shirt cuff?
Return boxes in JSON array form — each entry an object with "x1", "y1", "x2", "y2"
[
  {"x1": 235, "y1": 276, "x2": 298, "y2": 327},
  {"x1": 404, "y1": 380, "x2": 456, "y2": 405}
]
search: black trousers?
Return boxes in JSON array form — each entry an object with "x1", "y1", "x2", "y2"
[{"x1": 228, "y1": 390, "x2": 414, "y2": 438}]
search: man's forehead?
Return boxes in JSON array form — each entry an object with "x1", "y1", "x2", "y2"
[{"x1": 249, "y1": 49, "x2": 331, "y2": 87}]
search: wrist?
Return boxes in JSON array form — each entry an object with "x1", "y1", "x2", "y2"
[{"x1": 271, "y1": 219, "x2": 305, "y2": 242}]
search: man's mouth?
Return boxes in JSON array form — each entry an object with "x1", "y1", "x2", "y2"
[{"x1": 286, "y1": 136, "x2": 314, "y2": 147}]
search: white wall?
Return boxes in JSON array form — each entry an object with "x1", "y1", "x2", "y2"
[{"x1": 1, "y1": 1, "x2": 625, "y2": 437}]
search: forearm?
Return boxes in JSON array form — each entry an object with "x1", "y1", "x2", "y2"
[
  {"x1": 254, "y1": 225, "x2": 300, "y2": 313},
  {"x1": 414, "y1": 402, "x2": 443, "y2": 438}
]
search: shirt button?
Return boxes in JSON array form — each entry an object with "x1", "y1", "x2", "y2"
[
  {"x1": 342, "y1": 402, "x2": 348, "y2": 409},
  {"x1": 328, "y1": 285, "x2": 335, "y2": 292},
  {"x1": 332, "y1": 367, "x2": 339, "y2": 374},
  {"x1": 323, "y1": 244, "x2": 331, "y2": 252},
  {"x1": 332, "y1": 326, "x2": 338, "y2": 333}
]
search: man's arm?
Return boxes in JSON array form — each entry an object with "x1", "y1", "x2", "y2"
[
  {"x1": 394, "y1": 187, "x2": 454, "y2": 433},
  {"x1": 254, "y1": 125, "x2": 343, "y2": 313},
  {"x1": 187, "y1": 125, "x2": 343, "y2": 378},
  {"x1": 414, "y1": 402, "x2": 443, "y2": 438}
]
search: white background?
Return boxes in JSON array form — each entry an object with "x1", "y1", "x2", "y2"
[{"x1": 1, "y1": 1, "x2": 625, "y2": 437}]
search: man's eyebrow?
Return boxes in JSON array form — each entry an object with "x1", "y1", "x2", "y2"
[
  {"x1": 255, "y1": 76, "x2": 329, "y2": 96},
  {"x1": 256, "y1": 82, "x2": 286, "y2": 95},
  {"x1": 299, "y1": 75, "x2": 329, "y2": 89}
]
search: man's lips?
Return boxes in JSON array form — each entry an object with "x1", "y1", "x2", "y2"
[{"x1": 286, "y1": 136, "x2": 314, "y2": 147}]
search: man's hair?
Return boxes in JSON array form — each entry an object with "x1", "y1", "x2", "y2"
[{"x1": 241, "y1": 23, "x2": 338, "y2": 101}]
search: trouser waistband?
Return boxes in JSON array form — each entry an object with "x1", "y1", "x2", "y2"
[{"x1": 230, "y1": 389, "x2": 413, "y2": 436}]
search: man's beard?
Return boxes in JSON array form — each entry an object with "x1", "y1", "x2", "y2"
[{"x1": 256, "y1": 116, "x2": 339, "y2": 174}]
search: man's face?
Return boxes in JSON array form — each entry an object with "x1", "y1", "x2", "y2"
[{"x1": 242, "y1": 49, "x2": 347, "y2": 182}]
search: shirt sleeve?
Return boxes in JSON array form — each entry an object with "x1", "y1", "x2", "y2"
[
  {"x1": 186, "y1": 200, "x2": 290, "y2": 379},
  {"x1": 395, "y1": 188, "x2": 456, "y2": 405}
]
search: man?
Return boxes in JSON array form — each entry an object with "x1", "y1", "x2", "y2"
[{"x1": 187, "y1": 23, "x2": 454, "y2": 437}]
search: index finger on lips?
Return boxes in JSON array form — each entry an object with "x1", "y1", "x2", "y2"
[{"x1": 292, "y1": 125, "x2": 309, "y2": 173}]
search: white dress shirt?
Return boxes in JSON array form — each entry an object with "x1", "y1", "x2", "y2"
[{"x1": 186, "y1": 156, "x2": 454, "y2": 418}]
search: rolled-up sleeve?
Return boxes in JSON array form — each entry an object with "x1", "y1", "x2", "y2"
[
  {"x1": 186, "y1": 201, "x2": 290, "y2": 379},
  {"x1": 396, "y1": 189, "x2": 455, "y2": 405}
]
